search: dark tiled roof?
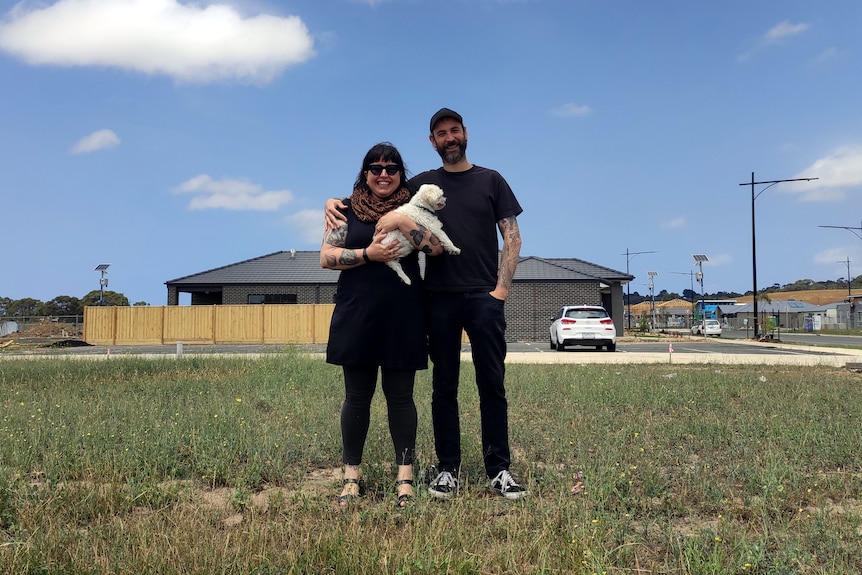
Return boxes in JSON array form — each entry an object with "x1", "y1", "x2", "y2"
[
  {"x1": 514, "y1": 256, "x2": 632, "y2": 282},
  {"x1": 166, "y1": 250, "x2": 340, "y2": 286},
  {"x1": 166, "y1": 251, "x2": 633, "y2": 286}
]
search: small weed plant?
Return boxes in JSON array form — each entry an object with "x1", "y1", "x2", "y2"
[{"x1": 1, "y1": 351, "x2": 860, "y2": 574}]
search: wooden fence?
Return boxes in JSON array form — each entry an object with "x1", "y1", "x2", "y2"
[{"x1": 83, "y1": 305, "x2": 336, "y2": 346}]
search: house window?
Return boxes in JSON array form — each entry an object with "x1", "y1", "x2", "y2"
[{"x1": 248, "y1": 294, "x2": 298, "y2": 304}]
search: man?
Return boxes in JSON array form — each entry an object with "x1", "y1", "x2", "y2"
[{"x1": 325, "y1": 108, "x2": 526, "y2": 499}]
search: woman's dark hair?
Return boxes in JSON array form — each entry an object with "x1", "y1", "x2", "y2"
[{"x1": 353, "y1": 142, "x2": 410, "y2": 193}]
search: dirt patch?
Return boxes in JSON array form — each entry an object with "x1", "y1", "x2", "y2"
[
  {"x1": 1, "y1": 319, "x2": 83, "y2": 340},
  {"x1": 175, "y1": 466, "x2": 342, "y2": 527}
]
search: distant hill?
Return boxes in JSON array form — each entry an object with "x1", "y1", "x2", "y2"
[{"x1": 731, "y1": 289, "x2": 851, "y2": 306}]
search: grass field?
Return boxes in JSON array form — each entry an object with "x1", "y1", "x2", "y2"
[{"x1": 1, "y1": 351, "x2": 860, "y2": 574}]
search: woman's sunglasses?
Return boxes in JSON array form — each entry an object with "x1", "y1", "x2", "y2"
[{"x1": 367, "y1": 164, "x2": 401, "y2": 176}]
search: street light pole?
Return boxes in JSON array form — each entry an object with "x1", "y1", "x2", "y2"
[
  {"x1": 647, "y1": 271, "x2": 658, "y2": 330},
  {"x1": 94, "y1": 264, "x2": 110, "y2": 306},
  {"x1": 820, "y1": 222, "x2": 861, "y2": 330},
  {"x1": 838, "y1": 257, "x2": 852, "y2": 329},
  {"x1": 693, "y1": 254, "x2": 708, "y2": 325},
  {"x1": 622, "y1": 249, "x2": 656, "y2": 330},
  {"x1": 740, "y1": 173, "x2": 818, "y2": 339}
]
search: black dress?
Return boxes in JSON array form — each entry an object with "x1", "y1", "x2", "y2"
[{"x1": 325, "y1": 200, "x2": 428, "y2": 370}]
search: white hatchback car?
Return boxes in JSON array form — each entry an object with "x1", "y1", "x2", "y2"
[
  {"x1": 691, "y1": 319, "x2": 722, "y2": 337},
  {"x1": 549, "y1": 305, "x2": 617, "y2": 352}
]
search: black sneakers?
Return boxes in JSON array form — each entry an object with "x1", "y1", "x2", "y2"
[
  {"x1": 428, "y1": 468, "x2": 528, "y2": 500},
  {"x1": 490, "y1": 469, "x2": 528, "y2": 500},
  {"x1": 427, "y1": 471, "x2": 459, "y2": 499}
]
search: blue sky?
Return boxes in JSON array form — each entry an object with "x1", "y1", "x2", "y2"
[{"x1": 2, "y1": 0, "x2": 861, "y2": 305}]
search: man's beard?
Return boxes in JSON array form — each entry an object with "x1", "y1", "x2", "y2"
[{"x1": 437, "y1": 139, "x2": 467, "y2": 165}]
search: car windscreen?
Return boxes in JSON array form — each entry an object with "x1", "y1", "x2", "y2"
[{"x1": 566, "y1": 309, "x2": 607, "y2": 319}]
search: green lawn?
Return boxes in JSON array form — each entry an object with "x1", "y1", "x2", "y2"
[{"x1": 1, "y1": 352, "x2": 860, "y2": 574}]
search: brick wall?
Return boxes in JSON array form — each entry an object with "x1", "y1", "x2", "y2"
[
  {"x1": 223, "y1": 285, "x2": 336, "y2": 305},
  {"x1": 505, "y1": 281, "x2": 603, "y2": 342}
]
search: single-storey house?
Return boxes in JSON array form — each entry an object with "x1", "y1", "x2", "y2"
[{"x1": 165, "y1": 250, "x2": 633, "y2": 342}]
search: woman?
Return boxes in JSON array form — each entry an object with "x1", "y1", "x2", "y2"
[{"x1": 320, "y1": 142, "x2": 443, "y2": 508}]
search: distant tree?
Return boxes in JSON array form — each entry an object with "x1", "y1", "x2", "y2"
[
  {"x1": 625, "y1": 291, "x2": 646, "y2": 305},
  {"x1": 39, "y1": 295, "x2": 83, "y2": 316},
  {"x1": 659, "y1": 290, "x2": 681, "y2": 301},
  {"x1": 6, "y1": 298, "x2": 42, "y2": 316},
  {"x1": 710, "y1": 290, "x2": 743, "y2": 299},
  {"x1": 0, "y1": 296, "x2": 11, "y2": 316},
  {"x1": 80, "y1": 290, "x2": 129, "y2": 307},
  {"x1": 783, "y1": 279, "x2": 816, "y2": 291},
  {"x1": 133, "y1": 301, "x2": 150, "y2": 307}
]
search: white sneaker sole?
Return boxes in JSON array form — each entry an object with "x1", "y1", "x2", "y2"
[
  {"x1": 428, "y1": 487, "x2": 457, "y2": 500},
  {"x1": 494, "y1": 488, "x2": 528, "y2": 500}
]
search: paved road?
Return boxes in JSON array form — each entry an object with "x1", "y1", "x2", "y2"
[{"x1": 4, "y1": 334, "x2": 862, "y2": 367}]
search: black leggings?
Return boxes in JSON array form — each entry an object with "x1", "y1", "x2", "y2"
[{"x1": 341, "y1": 366, "x2": 417, "y2": 466}]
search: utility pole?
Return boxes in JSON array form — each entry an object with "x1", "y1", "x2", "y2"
[{"x1": 740, "y1": 173, "x2": 818, "y2": 339}]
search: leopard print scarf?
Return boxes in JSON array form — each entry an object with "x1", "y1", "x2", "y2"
[{"x1": 350, "y1": 186, "x2": 412, "y2": 223}]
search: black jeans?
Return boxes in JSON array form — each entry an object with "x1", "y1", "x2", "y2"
[
  {"x1": 425, "y1": 291, "x2": 511, "y2": 477},
  {"x1": 341, "y1": 366, "x2": 417, "y2": 466}
]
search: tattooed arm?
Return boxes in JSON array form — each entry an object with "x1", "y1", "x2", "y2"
[
  {"x1": 490, "y1": 215, "x2": 522, "y2": 301},
  {"x1": 320, "y1": 221, "x2": 366, "y2": 269},
  {"x1": 320, "y1": 218, "x2": 402, "y2": 270},
  {"x1": 375, "y1": 212, "x2": 445, "y2": 256}
]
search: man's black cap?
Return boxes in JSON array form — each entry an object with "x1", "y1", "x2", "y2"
[{"x1": 429, "y1": 108, "x2": 463, "y2": 133}]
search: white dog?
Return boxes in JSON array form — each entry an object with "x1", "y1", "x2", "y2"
[{"x1": 382, "y1": 184, "x2": 460, "y2": 284}]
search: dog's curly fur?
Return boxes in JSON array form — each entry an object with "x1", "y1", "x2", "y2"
[{"x1": 382, "y1": 184, "x2": 460, "y2": 284}]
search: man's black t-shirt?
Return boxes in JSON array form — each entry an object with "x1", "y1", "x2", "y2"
[{"x1": 410, "y1": 166, "x2": 522, "y2": 292}]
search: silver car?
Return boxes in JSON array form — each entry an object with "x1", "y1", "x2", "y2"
[{"x1": 549, "y1": 305, "x2": 617, "y2": 352}]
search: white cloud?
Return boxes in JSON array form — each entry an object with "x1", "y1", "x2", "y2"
[
  {"x1": 551, "y1": 102, "x2": 591, "y2": 118},
  {"x1": 0, "y1": 0, "x2": 315, "y2": 84},
  {"x1": 695, "y1": 254, "x2": 731, "y2": 268},
  {"x1": 815, "y1": 247, "x2": 852, "y2": 265},
  {"x1": 285, "y1": 209, "x2": 326, "y2": 244},
  {"x1": 70, "y1": 128, "x2": 120, "y2": 154},
  {"x1": 780, "y1": 146, "x2": 862, "y2": 201},
  {"x1": 765, "y1": 20, "x2": 809, "y2": 43},
  {"x1": 174, "y1": 175, "x2": 293, "y2": 211},
  {"x1": 709, "y1": 253, "x2": 732, "y2": 266},
  {"x1": 662, "y1": 216, "x2": 686, "y2": 230},
  {"x1": 810, "y1": 46, "x2": 844, "y2": 64},
  {"x1": 739, "y1": 20, "x2": 810, "y2": 61}
]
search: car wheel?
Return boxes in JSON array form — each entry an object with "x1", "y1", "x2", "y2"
[
  {"x1": 556, "y1": 341, "x2": 565, "y2": 351},
  {"x1": 607, "y1": 343, "x2": 616, "y2": 352},
  {"x1": 549, "y1": 336, "x2": 556, "y2": 350},
  {"x1": 595, "y1": 345, "x2": 602, "y2": 350}
]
